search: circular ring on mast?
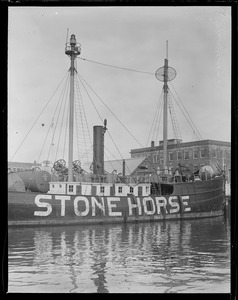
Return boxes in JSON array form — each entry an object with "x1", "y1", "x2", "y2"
[{"x1": 155, "y1": 66, "x2": 177, "y2": 82}]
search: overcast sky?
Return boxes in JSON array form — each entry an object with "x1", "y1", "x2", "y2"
[{"x1": 8, "y1": 6, "x2": 231, "y2": 165}]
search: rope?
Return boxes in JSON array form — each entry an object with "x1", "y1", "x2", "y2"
[
  {"x1": 146, "y1": 90, "x2": 163, "y2": 147},
  {"x1": 9, "y1": 71, "x2": 69, "y2": 162},
  {"x1": 47, "y1": 74, "x2": 69, "y2": 162},
  {"x1": 74, "y1": 75, "x2": 92, "y2": 163},
  {"x1": 63, "y1": 99, "x2": 69, "y2": 159},
  {"x1": 77, "y1": 73, "x2": 103, "y2": 123},
  {"x1": 154, "y1": 94, "x2": 164, "y2": 145},
  {"x1": 77, "y1": 72, "x2": 144, "y2": 148},
  {"x1": 37, "y1": 117, "x2": 54, "y2": 163},
  {"x1": 169, "y1": 82, "x2": 203, "y2": 140},
  {"x1": 55, "y1": 74, "x2": 70, "y2": 161},
  {"x1": 168, "y1": 93, "x2": 182, "y2": 141},
  {"x1": 104, "y1": 145, "x2": 132, "y2": 176},
  {"x1": 78, "y1": 57, "x2": 154, "y2": 75}
]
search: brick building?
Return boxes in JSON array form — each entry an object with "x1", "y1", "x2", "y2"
[
  {"x1": 130, "y1": 139, "x2": 231, "y2": 183},
  {"x1": 8, "y1": 161, "x2": 41, "y2": 172}
]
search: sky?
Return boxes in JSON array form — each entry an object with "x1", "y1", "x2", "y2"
[{"x1": 8, "y1": 6, "x2": 231, "y2": 165}]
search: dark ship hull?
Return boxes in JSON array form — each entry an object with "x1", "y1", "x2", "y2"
[{"x1": 8, "y1": 175, "x2": 225, "y2": 227}]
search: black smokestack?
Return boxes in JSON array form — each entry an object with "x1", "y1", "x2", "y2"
[{"x1": 93, "y1": 121, "x2": 107, "y2": 175}]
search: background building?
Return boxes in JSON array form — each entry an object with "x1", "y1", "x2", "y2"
[
  {"x1": 8, "y1": 161, "x2": 41, "y2": 172},
  {"x1": 130, "y1": 139, "x2": 231, "y2": 184}
]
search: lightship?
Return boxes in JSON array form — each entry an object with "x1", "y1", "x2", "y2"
[{"x1": 8, "y1": 34, "x2": 225, "y2": 226}]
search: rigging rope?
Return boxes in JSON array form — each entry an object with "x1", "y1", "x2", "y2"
[
  {"x1": 9, "y1": 71, "x2": 69, "y2": 162},
  {"x1": 169, "y1": 82, "x2": 203, "y2": 140},
  {"x1": 169, "y1": 88, "x2": 201, "y2": 141},
  {"x1": 63, "y1": 99, "x2": 69, "y2": 159},
  {"x1": 104, "y1": 145, "x2": 132, "y2": 176},
  {"x1": 146, "y1": 90, "x2": 163, "y2": 147},
  {"x1": 37, "y1": 117, "x2": 54, "y2": 163},
  {"x1": 77, "y1": 73, "x2": 104, "y2": 123},
  {"x1": 47, "y1": 74, "x2": 69, "y2": 162},
  {"x1": 78, "y1": 145, "x2": 93, "y2": 162},
  {"x1": 154, "y1": 95, "x2": 164, "y2": 145},
  {"x1": 74, "y1": 74, "x2": 92, "y2": 163},
  {"x1": 78, "y1": 57, "x2": 155, "y2": 75},
  {"x1": 76, "y1": 72, "x2": 133, "y2": 176},
  {"x1": 76, "y1": 73, "x2": 122, "y2": 181},
  {"x1": 168, "y1": 93, "x2": 182, "y2": 141},
  {"x1": 77, "y1": 72, "x2": 144, "y2": 148},
  {"x1": 55, "y1": 74, "x2": 70, "y2": 161}
]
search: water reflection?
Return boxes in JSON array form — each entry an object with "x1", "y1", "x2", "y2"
[{"x1": 8, "y1": 216, "x2": 230, "y2": 293}]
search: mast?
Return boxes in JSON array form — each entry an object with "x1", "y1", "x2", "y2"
[
  {"x1": 155, "y1": 41, "x2": 176, "y2": 173},
  {"x1": 163, "y1": 46, "x2": 169, "y2": 171},
  {"x1": 65, "y1": 34, "x2": 81, "y2": 181}
]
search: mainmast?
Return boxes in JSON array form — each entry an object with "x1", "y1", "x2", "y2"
[
  {"x1": 65, "y1": 34, "x2": 81, "y2": 181},
  {"x1": 155, "y1": 41, "x2": 176, "y2": 172}
]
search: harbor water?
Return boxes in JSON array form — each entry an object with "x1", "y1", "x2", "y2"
[{"x1": 8, "y1": 214, "x2": 230, "y2": 293}]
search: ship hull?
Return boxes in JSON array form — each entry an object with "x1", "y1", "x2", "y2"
[{"x1": 8, "y1": 176, "x2": 225, "y2": 227}]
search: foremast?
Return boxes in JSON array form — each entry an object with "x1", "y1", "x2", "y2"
[{"x1": 65, "y1": 34, "x2": 81, "y2": 181}]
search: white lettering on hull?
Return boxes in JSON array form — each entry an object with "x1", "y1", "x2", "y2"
[
  {"x1": 127, "y1": 197, "x2": 142, "y2": 216},
  {"x1": 168, "y1": 196, "x2": 180, "y2": 213},
  {"x1": 55, "y1": 195, "x2": 70, "y2": 216},
  {"x1": 143, "y1": 197, "x2": 156, "y2": 215},
  {"x1": 34, "y1": 195, "x2": 191, "y2": 217},
  {"x1": 155, "y1": 196, "x2": 168, "y2": 214},
  {"x1": 74, "y1": 196, "x2": 90, "y2": 216},
  {"x1": 34, "y1": 195, "x2": 52, "y2": 216},
  {"x1": 181, "y1": 195, "x2": 191, "y2": 212},
  {"x1": 91, "y1": 197, "x2": 105, "y2": 216},
  {"x1": 107, "y1": 197, "x2": 122, "y2": 216}
]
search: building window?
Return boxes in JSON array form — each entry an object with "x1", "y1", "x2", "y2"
[
  {"x1": 212, "y1": 148, "x2": 217, "y2": 158},
  {"x1": 153, "y1": 154, "x2": 158, "y2": 163},
  {"x1": 193, "y1": 149, "x2": 198, "y2": 159},
  {"x1": 225, "y1": 150, "x2": 230, "y2": 159},
  {"x1": 193, "y1": 165, "x2": 199, "y2": 172},
  {"x1": 177, "y1": 152, "x2": 182, "y2": 160},
  {"x1": 100, "y1": 186, "x2": 105, "y2": 193},
  {"x1": 69, "y1": 185, "x2": 74, "y2": 192},
  {"x1": 118, "y1": 186, "x2": 123, "y2": 193},
  {"x1": 129, "y1": 187, "x2": 134, "y2": 193},
  {"x1": 200, "y1": 148, "x2": 205, "y2": 158},
  {"x1": 146, "y1": 186, "x2": 149, "y2": 193},
  {"x1": 169, "y1": 152, "x2": 173, "y2": 161},
  {"x1": 160, "y1": 159, "x2": 163, "y2": 165},
  {"x1": 184, "y1": 150, "x2": 189, "y2": 160},
  {"x1": 223, "y1": 150, "x2": 226, "y2": 158}
]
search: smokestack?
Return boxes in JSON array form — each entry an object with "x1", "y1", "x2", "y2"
[
  {"x1": 93, "y1": 122, "x2": 107, "y2": 175},
  {"x1": 122, "y1": 159, "x2": 125, "y2": 177}
]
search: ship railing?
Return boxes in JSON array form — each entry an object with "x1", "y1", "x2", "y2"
[{"x1": 65, "y1": 43, "x2": 81, "y2": 56}]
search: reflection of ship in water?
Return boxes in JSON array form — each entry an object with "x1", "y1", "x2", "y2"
[
  {"x1": 8, "y1": 216, "x2": 230, "y2": 293},
  {"x1": 89, "y1": 229, "x2": 109, "y2": 293}
]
